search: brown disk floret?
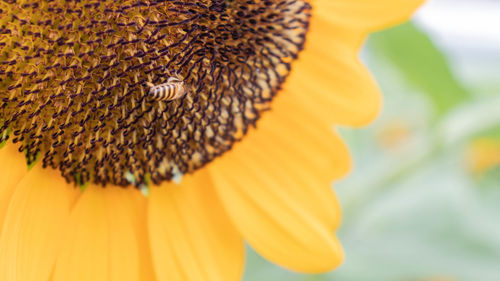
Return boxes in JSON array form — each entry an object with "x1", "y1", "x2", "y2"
[{"x1": 0, "y1": 0, "x2": 311, "y2": 187}]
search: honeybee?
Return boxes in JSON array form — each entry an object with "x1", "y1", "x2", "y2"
[{"x1": 145, "y1": 76, "x2": 187, "y2": 101}]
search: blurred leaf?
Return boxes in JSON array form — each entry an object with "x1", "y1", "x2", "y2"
[
  {"x1": 369, "y1": 22, "x2": 470, "y2": 116},
  {"x1": 474, "y1": 125, "x2": 500, "y2": 141},
  {"x1": 439, "y1": 95, "x2": 500, "y2": 144},
  {"x1": 333, "y1": 155, "x2": 500, "y2": 281}
]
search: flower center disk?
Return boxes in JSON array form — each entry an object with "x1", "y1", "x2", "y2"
[{"x1": 0, "y1": 0, "x2": 311, "y2": 186}]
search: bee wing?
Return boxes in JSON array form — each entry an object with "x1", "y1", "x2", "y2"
[{"x1": 167, "y1": 76, "x2": 182, "y2": 83}]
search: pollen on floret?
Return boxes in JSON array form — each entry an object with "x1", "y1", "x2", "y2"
[{"x1": 0, "y1": 0, "x2": 311, "y2": 187}]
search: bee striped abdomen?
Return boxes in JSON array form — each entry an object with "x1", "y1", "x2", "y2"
[{"x1": 147, "y1": 80, "x2": 186, "y2": 101}]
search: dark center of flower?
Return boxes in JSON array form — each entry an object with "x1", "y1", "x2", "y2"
[{"x1": 0, "y1": 0, "x2": 311, "y2": 187}]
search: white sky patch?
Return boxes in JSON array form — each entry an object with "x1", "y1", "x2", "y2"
[
  {"x1": 415, "y1": 0, "x2": 500, "y2": 54},
  {"x1": 412, "y1": 0, "x2": 500, "y2": 91}
]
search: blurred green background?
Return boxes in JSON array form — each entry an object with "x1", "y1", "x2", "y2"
[{"x1": 244, "y1": 0, "x2": 500, "y2": 280}]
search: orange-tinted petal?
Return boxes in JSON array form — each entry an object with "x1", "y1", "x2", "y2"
[
  {"x1": 314, "y1": 0, "x2": 426, "y2": 32},
  {"x1": 210, "y1": 151, "x2": 344, "y2": 272},
  {"x1": 233, "y1": 95, "x2": 347, "y2": 228},
  {"x1": 131, "y1": 192, "x2": 157, "y2": 281},
  {"x1": 107, "y1": 187, "x2": 146, "y2": 281},
  {"x1": 148, "y1": 169, "x2": 244, "y2": 281},
  {"x1": 284, "y1": 0, "x2": 425, "y2": 127},
  {"x1": 285, "y1": 16, "x2": 382, "y2": 127},
  {"x1": 53, "y1": 185, "x2": 146, "y2": 281},
  {"x1": 0, "y1": 165, "x2": 78, "y2": 281},
  {"x1": 209, "y1": 97, "x2": 346, "y2": 272},
  {"x1": 0, "y1": 142, "x2": 29, "y2": 234}
]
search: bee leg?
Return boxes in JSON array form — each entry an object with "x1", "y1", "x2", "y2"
[
  {"x1": 168, "y1": 72, "x2": 183, "y2": 83},
  {"x1": 163, "y1": 67, "x2": 173, "y2": 77}
]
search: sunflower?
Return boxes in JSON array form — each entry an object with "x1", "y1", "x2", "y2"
[
  {"x1": 0, "y1": 0, "x2": 424, "y2": 280},
  {"x1": 466, "y1": 138, "x2": 500, "y2": 174}
]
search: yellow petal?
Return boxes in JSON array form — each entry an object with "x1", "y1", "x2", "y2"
[
  {"x1": 210, "y1": 153, "x2": 344, "y2": 272},
  {"x1": 107, "y1": 187, "x2": 146, "y2": 281},
  {"x1": 285, "y1": 0, "x2": 424, "y2": 127},
  {"x1": 131, "y1": 192, "x2": 157, "y2": 281},
  {"x1": 238, "y1": 95, "x2": 347, "y2": 228},
  {"x1": 148, "y1": 169, "x2": 244, "y2": 281},
  {"x1": 53, "y1": 185, "x2": 145, "y2": 281},
  {"x1": 0, "y1": 142, "x2": 29, "y2": 233},
  {"x1": 209, "y1": 102, "x2": 346, "y2": 272},
  {"x1": 0, "y1": 165, "x2": 78, "y2": 281},
  {"x1": 314, "y1": 0, "x2": 426, "y2": 32},
  {"x1": 286, "y1": 16, "x2": 382, "y2": 127}
]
